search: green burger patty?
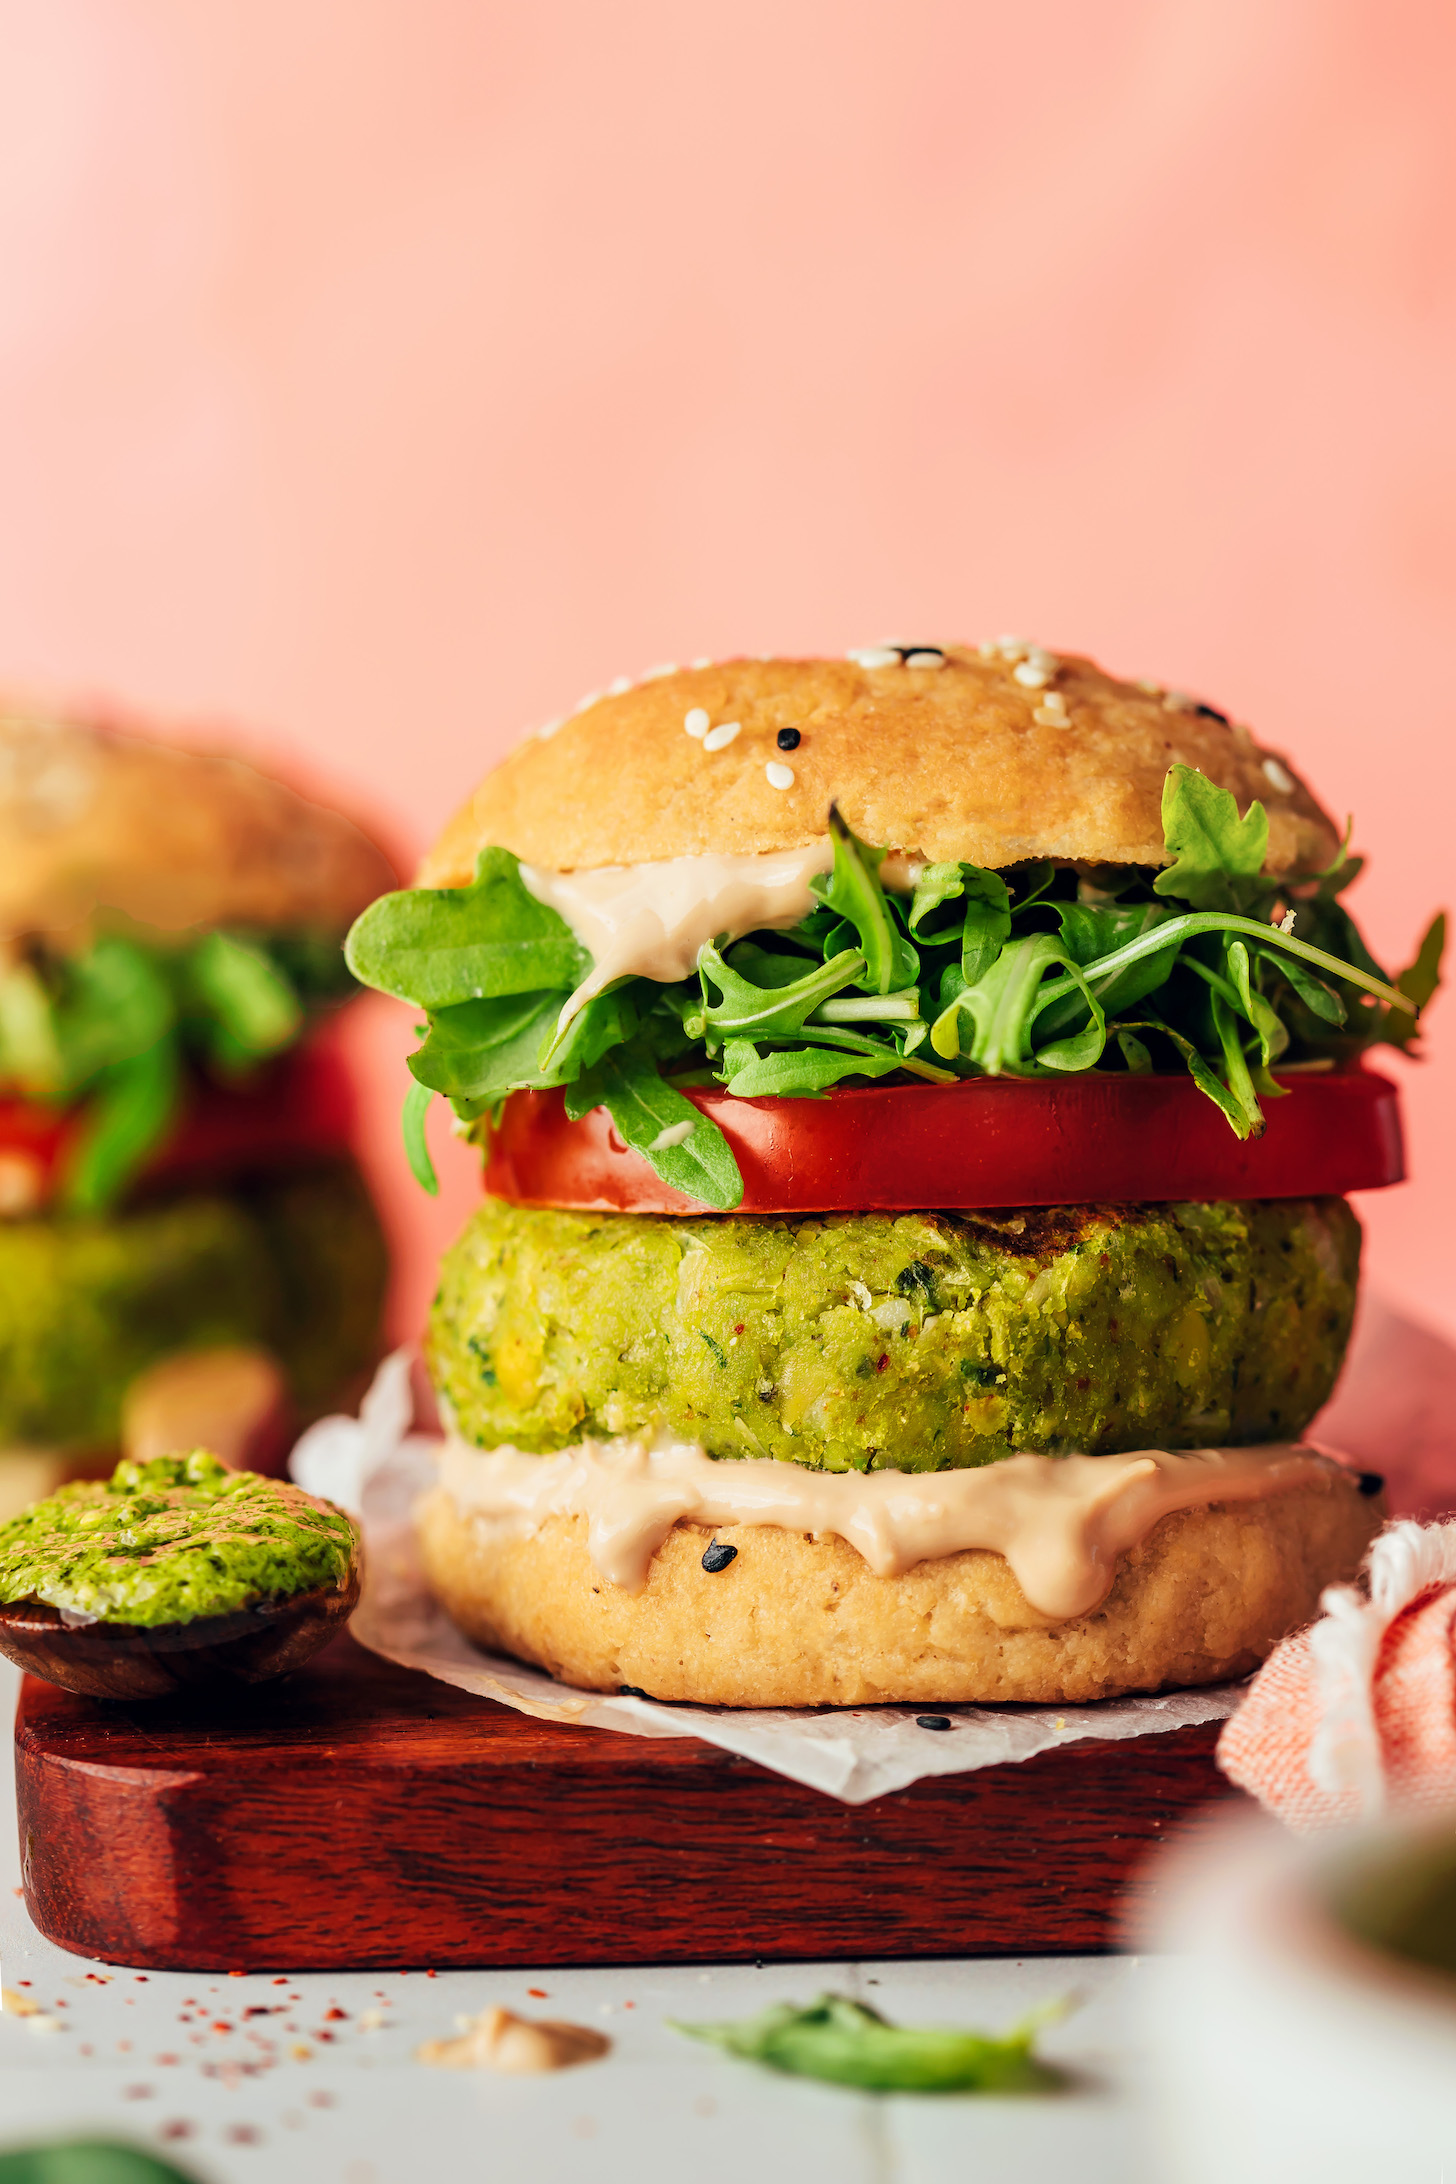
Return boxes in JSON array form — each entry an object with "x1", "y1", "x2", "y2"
[
  {"x1": 0, "y1": 1160, "x2": 387, "y2": 1453},
  {"x1": 429, "y1": 1196, "x2": 1360, "y2": 1472}
]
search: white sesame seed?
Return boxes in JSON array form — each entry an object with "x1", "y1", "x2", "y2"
[
  {"x1": 1013, "y1": 661, "x2": 1052, "y2": 689},
  {"x1": 535, "y1": 716, "x2": 566, "y2": 740},
  {"x1": 573, "y1": 690, "x2": 602, "y2": 713},
  {"x1": 1033, "y1": 705, "x2": 1069, "y2": 728},
  {"x1": 684, "y1": 707, "x2": 710, "y2": 739},
  {"x1": 643, "y1": 662, "x2": 678, "y2": 679},
  {"x1": 765, "y1": 761, "x2": 795, "y2": 790},
  {"x1": 1163, "y1": 690, "x2": 1196, "y2": 712},
  {"x1": 1039, "y1": 689, "x2": 1068, "y2": 713},
  {"x1": 702, "y1": 720, "x2": 741, "y2": 751},
  {"x1": 848, "y1": 646, "x2": 901, "y2": 669},
  {"x1": 1262, "y1": 756, "x2": 1294, "y2": 794},
  {"x1": 977, "y1": 642, "x2": 999, "y2": 660},
  {"x1": 996, "y1": 634, "x2": 1031, "y2": 658},
  {"x1": 903, "y1": 651, "x2": 946, "y2": 670},
  {"x1": 607, "y1": 675, "x2": 633, "y2": 697},
  {"x1": 1136, "y1": 678, "x2": 1162, "y2": 695},
  {"x1": 690, "y1": 656, "x2": 713, "y2": 669}
]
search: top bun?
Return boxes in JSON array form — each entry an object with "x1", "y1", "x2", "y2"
[
  {"x1": 0, "y1": 703, "x2": 396, "y2": 941},
  {"x1": 420, "y1": 644, "x2": 1339, "y2": 883}
]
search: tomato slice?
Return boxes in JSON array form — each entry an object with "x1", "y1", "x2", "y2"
[
  {"x1": 0, "y1": 1040, "x2": 357, "y2": 1211},
  {"x1": 484, "y1": 1068, "x2": 1405, "y2": 1214}
]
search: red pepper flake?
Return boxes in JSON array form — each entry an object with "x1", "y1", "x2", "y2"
[
  {"x1": 225, "y1": 2124, "x2": 261, "y2": 2146},
  {"x1": 155, "y1": 2055, "x2": 180, "y2": 2066},
  {"x1": 123, "y1": 2085, "x2": 153, "y2": 2101},
  {"x1": 426, "y1": 1969, "x2": 437, "y2": 1978},
  {"x1": 527, "y1": 1989, "x2": 548, "y2": 1999},
  {"x1": 623, "y1": 2001, "x2": 636, "y2": 2010},
  {"x1": 307, "y1": 2090, "x2": 335, "y2": 2109},
  {"x1": 734, "y1": 1324, "x2": 745, "y2": 1336},
  {"x1": 272, "y1": 1977, "x2": 288, "y2": 1987},
  {"x1": 135, "y1": 1976, "x2": 149, "y2": 1983},
  {"x1": 211, "y1": 2022, "x2": 233, "y2": 2035},
  {"x1": 323, "y1": 2008, "x2": 347, "y2": 2021},
  {"x1": 159, "y1": 2122, "x2": 195, "y2": 2142},
  {"x1": 876, "y1": 1354, "x2": 889, "y2": 1373},
  {"x1": 316, "y1": 2031, "x2": 335, "y2": 2043}
]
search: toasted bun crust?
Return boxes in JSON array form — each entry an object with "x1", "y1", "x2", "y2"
[
  {"x1": 0, "y1": 703, "x2": 395, "y2": 940},
  {"x1": 420, "y1": 646, "x2": 1339, "y2": 881},
  {"x1": 415, "y1": 1476, "x2": 1379, "y2": 1707}
]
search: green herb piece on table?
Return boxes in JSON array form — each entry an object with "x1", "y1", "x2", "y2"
[
  {"x1": 0, "y1": 2142, "x2": 200, "y2": 2184},
  {"x1": 670, "y1": 1991, "x2": 1064, "y2": 2094}
]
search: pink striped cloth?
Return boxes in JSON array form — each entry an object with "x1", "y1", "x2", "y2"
[{"x1": 1218, "y1": 1520, "x2": 1456, "y2": 1829}]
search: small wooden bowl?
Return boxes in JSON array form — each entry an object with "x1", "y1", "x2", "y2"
[{"x1": 0, "y1": 1563, "x2": 361, "y2": 1699}]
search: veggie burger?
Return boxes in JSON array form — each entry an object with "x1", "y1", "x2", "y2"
[
  {"x1": 349, "y1": 643, "x2": 1443, "y2": 1705},
  {"x1": 0, "y1": 701, "x2": 393, "y2": 1491}
]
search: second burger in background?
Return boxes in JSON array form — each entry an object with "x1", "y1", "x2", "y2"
[
  {"x1": 0, "y1": 700, "x2": 395, "y2": 1501},
  {"x1": 348, "y1": 642, "x2": 1443, "y2": 1707}
]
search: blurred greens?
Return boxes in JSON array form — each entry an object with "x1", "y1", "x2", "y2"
[
  {"x1": 0, "y1": 923, "x2": 357, "y2": 1212},
  {"x1": 0, "y1": 2143, "x2": 198, "y2": 2184}
]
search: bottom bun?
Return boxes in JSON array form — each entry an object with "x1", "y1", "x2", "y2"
[{"x1": 415, "y1": 1475, "x2": 1381, "y2": 1707}]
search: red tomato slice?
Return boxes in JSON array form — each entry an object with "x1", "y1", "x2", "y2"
[
  {"x1": 0, "y1": 1039, "x2": 357, "y2": 1211},
  {"x1": 484, "y1": 1067, "x2": 1405, "y2": 1215}
]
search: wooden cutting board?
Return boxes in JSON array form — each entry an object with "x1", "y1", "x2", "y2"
[{"x1": 14, "y1": 1634, "x2": 1242, "y2": 1971}]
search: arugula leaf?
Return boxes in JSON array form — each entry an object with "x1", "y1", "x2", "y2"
[
  {"x1": 932, "y1": 936, "x2": 1107, "y2": 1075},
  {"x1": 907, "y1": 862, "x2": 968, "y2": 933},
  {"x1": 567, "y1": 1038, "x2": 744, "y2": 1209},
  {"x1": 410, "y1": 991, "x2": 565, "y2": 1102},
  {"x1": 959, "y1": 869, "x2": 1014, "y2": 986},
  {"x1": 722, "y1": 1043, "x2": 907, "y2": 1096},
  {"x1": 1154, "y1": 764, "x2": 1270, "y2": 913},
  {"x1": 670, "y1": 1992, "x2": 1061, "y2": 2094},
  {"x1": 402, "y1": 1078, "x2": 439, "y2": 1195},
  {"x1": 811, "y1": 808, "x2": 919, "y2": 994},
  {"x1": 1381, "y1": 910, "x2": 1447, "y2": 1052},
  {"x1": 345, "y1": 847, "x2": 590, "y2": 1007},
  {"x1": 698, "y1": 943, "x2": 865, "y2": 1038}
]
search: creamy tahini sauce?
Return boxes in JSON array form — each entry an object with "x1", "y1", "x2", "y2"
[
  {"x1": 437, "y1": 1436, "x2": 1344, "y2": 1622},
  {"x1": 521, "y1": 842, "x2": 835, "y2": 1027}
]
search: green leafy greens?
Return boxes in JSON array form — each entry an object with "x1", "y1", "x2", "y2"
[
  {"x1": 669, "y1": 1991, "x2": 1063, "y2": 2094},
  {"x1": 344, "y1": 765, "x2": 1442, "y2": 1212},
  {"x1": 0, "y1": 924, "x2": 356, "y2": 1212}
]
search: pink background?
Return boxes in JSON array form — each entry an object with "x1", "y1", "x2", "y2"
[{"x1": 0, "y1": 2, "x2": 1450, "y2": 1344}]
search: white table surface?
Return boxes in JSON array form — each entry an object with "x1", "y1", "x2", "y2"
[{"x1": 0, "y1": 1659, "x2": 1167, "y2": 2184}]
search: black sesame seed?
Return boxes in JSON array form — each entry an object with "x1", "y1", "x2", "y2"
[
  {"x1": 702, "y1": 1541, "x2": 738, "y2": 1573},
  {"x1": 894, "y1": 645, "x2": 944, "y2": 661},
  {"x1": 618, "y1": 1685, "x2": 653, "y2": 1699},
  {"x1": 916, "y1": 1714, "x2": 953, "y2": 1732},
  {"x1": 1195, "y1": 703, "x2": 1230, "y2": 724},
  {"x1": 775, "y1": 727, "x2": 801, "y2": 751},
  {"x1": 1357, "y1": 1472, "x2": 1385, "y2": 1497}
]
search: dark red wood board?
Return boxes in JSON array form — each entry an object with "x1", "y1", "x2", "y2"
[{"x1": 15, "y1": 1633, "x2": 1244, "y2": 1972}]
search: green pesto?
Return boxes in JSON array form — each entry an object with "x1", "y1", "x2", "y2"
[
  {"x1": 428, "y1": 1196, "x2": 1361, "y2": 1472},
  {"x1": 0, "y1": 1159, "x2": 387, "y2": 1453},
  {"x1": 0, "y1": 1451, "x2": 355, "y2": 1626}
]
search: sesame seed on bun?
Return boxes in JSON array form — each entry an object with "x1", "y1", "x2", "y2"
[{"x1": 419, "y1": 642, "x2": 1339, "y2": 881}]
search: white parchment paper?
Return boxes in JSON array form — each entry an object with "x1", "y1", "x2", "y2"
[{"x1": 289, "y1": 1353, "x2": 1245, "y2": 1804}]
